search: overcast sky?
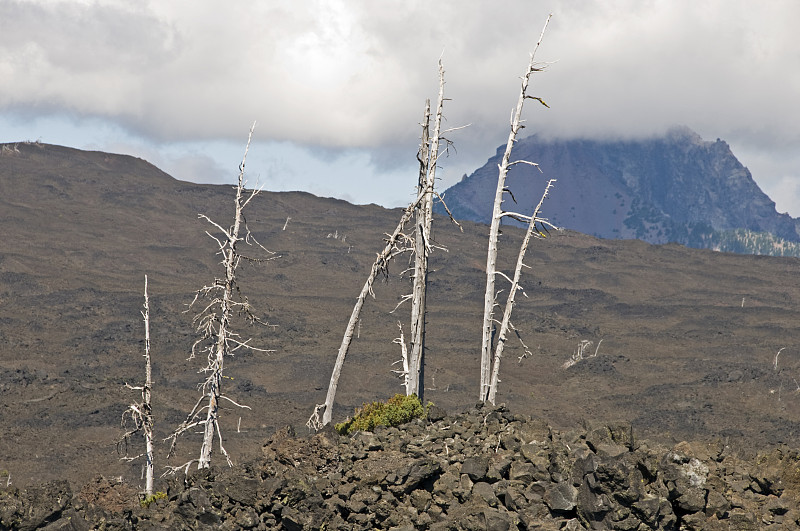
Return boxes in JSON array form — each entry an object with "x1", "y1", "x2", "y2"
[{"x1": 2, "y1": 1, "x2": 799, "y2": 215}]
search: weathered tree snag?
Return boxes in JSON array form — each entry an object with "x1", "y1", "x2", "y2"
[
  {"x1": 166, "y1": 123, "x2": 273, "y2": 471},
  {"x1": 487, "y1": 179, "x2": 556, "y2": 403},
  {"x1": 315, "y1": 186, "x2": 432, "y2": 427},
  {"x1": 119, "y1": 274, "x2": 155, "y2": 495},
  {"x1": 409, "y1": 61, "x2": 451, "y2": 401},
  {"x1": 392, "y1": 321, "x2": 411, "y2": 388},
  {"x1": 480, "y1": 15, "x2": 553, "y2": 402},
  {"x1": 408, "y1": 99, "x2": 431, "y2": 399},
  {"x1": 310, "y1": 60, "x2": 462, "y2": 429}
]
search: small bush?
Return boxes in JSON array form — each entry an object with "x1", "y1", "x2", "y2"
[
  {"x1": 140, "y1": 491, "x2": 167, "y2": 508},
  {"x1": 335, "y1": 394, "x2": 426, "y2": 435}
]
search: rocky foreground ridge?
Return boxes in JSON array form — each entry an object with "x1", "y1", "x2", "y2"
[{"x1": 3, "y1": 404, "x2": 800, "y2": 530}]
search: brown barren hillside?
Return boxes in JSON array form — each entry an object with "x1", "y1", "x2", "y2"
[{"x1": 2, "y1": 141, "x2": 800, "y2": 490}]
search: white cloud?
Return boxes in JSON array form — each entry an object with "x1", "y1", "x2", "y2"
[{"x1": 1, "y1": 0, "x2": 798, "y2": 213}]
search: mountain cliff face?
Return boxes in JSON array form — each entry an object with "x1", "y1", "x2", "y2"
[{"x1": 439, "y1": 127, "x2": 800, "y2": 253}]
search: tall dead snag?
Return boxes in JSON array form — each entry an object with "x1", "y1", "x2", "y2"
[
  {"x1": 119, "y1": 274, "x2": 155, "y2": 496},
  {"x1": 487, "y1": 179, "x2": 556, "y2": 403},
  {"x1": 408, "y1": 60, "x2": 448, "y2": 400},
  {"x1": 166, "y1": 123, "x2": 273, "y2": 471},
  {"x1": 308, "y1": 61, "x2": 462, "y2": 430},
  {"x1": 407, "y1": 99, "x2": 431, "y2": 399},
  {"x1": 311, "y1": 186, "x2": 431, "y2": 429},
  {"x1": 480, "y1": 15, "x2": 554, "y2": 403}
]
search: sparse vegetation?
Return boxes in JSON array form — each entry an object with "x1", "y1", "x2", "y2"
[
  {"x1": 710, "y1": 228, "x2": 800, "y2": 257},
  {"x1": 334, "y1": 393, "x2": 426, "y2": 435},
  {"x1": 139, "y1": 491, "x2": 167, "y2": 508}
]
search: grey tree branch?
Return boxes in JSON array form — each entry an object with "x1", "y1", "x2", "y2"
[
  {"x1": 480, "y1": 14, "x2": 553, "y2": 403},
  {"x1": 487, "y1": 179, "x2": 556, "y2": 403},
  {"x1": 118, "y1": 275, "x2": 154, "y2": 495},
  {"x1": 316, "y1": 182, "x2": 433, "y2": 427}
]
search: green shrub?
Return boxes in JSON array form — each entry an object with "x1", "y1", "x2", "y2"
[
  {"x1": 335, "y1": 393, "x2": 427, "y2": 435},
  {"x1": 140, "y1": 491, "x2": 167, "y2": 508}
]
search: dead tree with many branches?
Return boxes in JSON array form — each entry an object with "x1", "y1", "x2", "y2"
[
  {"x1": 166, "y1": 124, "x2": 274, "y2": 472},
  {"x1": 480, "y1": 15, "x2": 556, "y2": 404}
]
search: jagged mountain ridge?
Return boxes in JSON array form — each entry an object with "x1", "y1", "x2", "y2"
[{"x1": 438, "y1": 127, "x2": 800, "y2": 253}]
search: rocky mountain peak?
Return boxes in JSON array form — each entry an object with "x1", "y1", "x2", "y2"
[{"x1": 438, "y1": 127, "x2": 800, "y2": 254}]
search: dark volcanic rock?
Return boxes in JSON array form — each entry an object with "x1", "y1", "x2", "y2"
[
  {"x1": 0, "y1": 480, "x2": 72, "y2": 530},
  {"x1": 461, "y1": 456, "x2": 490, "y2": 482},
  {"x1": 5, "y1": 406, "x2": 800, "y2": 529}
]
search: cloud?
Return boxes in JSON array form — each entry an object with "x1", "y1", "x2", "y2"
[
  {"x1": 1, "y1": 0, "x2": 798, "y2": 211},
  {"x1": 3, "y1": 0, "x2": 798, "y2": 146},
  {"x1": 536, "y1": 1, "x2": 800, "y2": 144}
]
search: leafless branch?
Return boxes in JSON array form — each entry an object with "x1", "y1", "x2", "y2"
[
  {"x1": 507, "y1": 160, "x2": 543, "y2": 171},
  {"x1": 392, "y1": 322, "x2": 411, "y2": 392},
  {"x1": 166, "y1": 123, "x2": 274, "y2": 472},
  {"x1": 500, "y1": 211, "x2": 533, "y2": 223},
  {"x1": 433, "y1": 192, "x2": 463, "y2": 232},
  {"x1": 390, "y1": 293, "x2": 414, "y2": 314},
  {"x1": 481, "y1": 14, "x2": 553, "y2": 403},
  {"x1": 306, "y1": 404, "x2": 326, "y2": 433}
]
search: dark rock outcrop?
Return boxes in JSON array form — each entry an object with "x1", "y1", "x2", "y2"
[
  {"x1": 4, "y1": 404, "x2": 800, "y2": 529},
  {"x1": 438, "y1": 127, "x2": 800, "y2": 252}
]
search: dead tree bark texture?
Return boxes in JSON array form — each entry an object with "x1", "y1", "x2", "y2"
[
  {"x1": 408, "y1": 61, "x2": 447, "y2": 401},
  {"x1": 487, "y1": 179, "x2": 556, "y2": 403},
  {"x1": 119, "y1": 274, "x2": 154, "y2": 495},
  {"x1": 480, "y1": 15, "x2": 553, "y2": 402}
]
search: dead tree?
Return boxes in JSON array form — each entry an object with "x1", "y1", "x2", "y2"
[
  {"x1": 166, "y1": 123, "x2": 273, "y2": 471},
  {"x1": 308, "y1": 61, "x2": 463, "y2": 430},
  {"x1": 408, "y1": 100, "x2": 431, "y2": 399},
  {"x1": 407, "y1": 61, "x2": 447, "y2": 401},
  {"x1": 480, "y1": 15, "x2": 553, "y2": 403},
  {"x1": 119, "y1": 275, "x2": 155, "y2": 496},
  {"x1": 391, "y1": 322, "x2": 411, "y2": 388},
  {"x1": 486, "y1": 179, "x2": 556, "y2": 403},
  {"x1": 310, "y1": 186, "x2": 430, "y2": 429},
  {"x1": 405, "y1": 60, "x2": 464, "y2": 399}
]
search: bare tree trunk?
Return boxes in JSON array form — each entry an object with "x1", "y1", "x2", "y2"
[
  {"x1": 118, "y1": 275, "x2": 155, "y2": 495},
  {"x1": 408, "y1": 99, "x2": 430, "y2": 398},
  {"x1": 142, "y1": 275, "x2": 153, "y2": 495},
  {"x1": 318, "y1": 186, "x2": 432, "y2": 427},
  {"x1": 487, "y1": 179, "x2": 556, "y2": 404},
  {"x1": 409, "y1": 61, "x2": 447, "y2": 401},
  {"x1": 480, "y1": 15, "x2": 552, "y2": 402}
]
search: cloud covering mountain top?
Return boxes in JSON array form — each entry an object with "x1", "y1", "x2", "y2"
[{"x1": 1, "y1": 1, "x2": 798, "y2": 212}]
